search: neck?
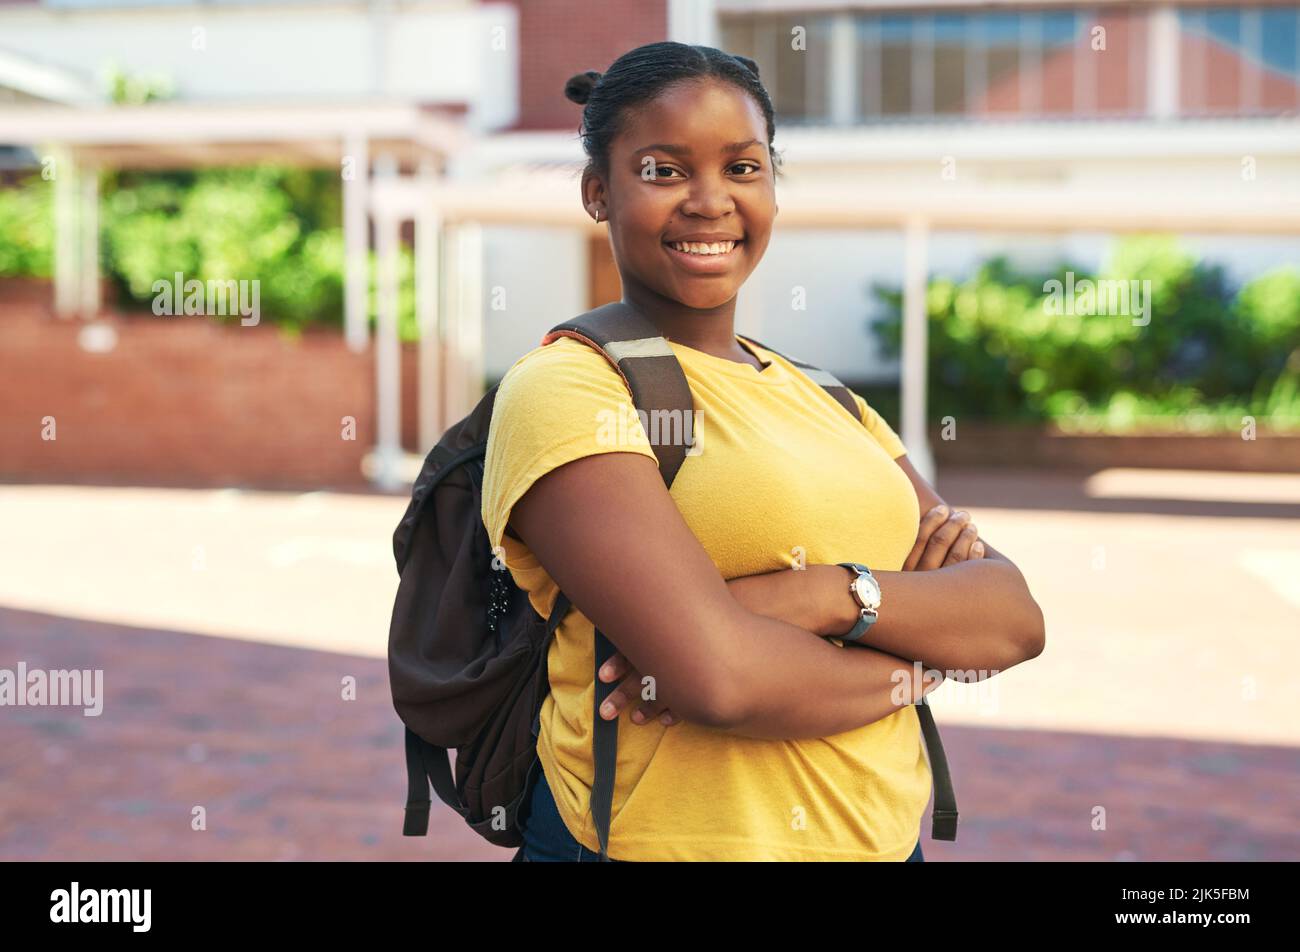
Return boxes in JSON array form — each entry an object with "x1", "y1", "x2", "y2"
[{"x1": 620, "y1": 280, "x2": 741, "y2": 356}]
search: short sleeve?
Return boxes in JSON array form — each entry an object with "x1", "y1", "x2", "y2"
[
  {"x1": 849, "y1": 391, "x2": 908, "y2": 460},
  {"x1": 480, "y1": 337, "x2": 659, "y2": 554}
]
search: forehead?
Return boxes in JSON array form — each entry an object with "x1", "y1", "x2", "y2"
[{"x1": 612, "y1": 80, "x2": 767, "y2": 153}]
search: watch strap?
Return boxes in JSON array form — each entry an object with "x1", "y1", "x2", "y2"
[
  {"x1": 836, "y1": 562, "x2": 879, "y2": 643},
  {"x1": 841, "y1": 608, "x2": 876, "y2": 643}
]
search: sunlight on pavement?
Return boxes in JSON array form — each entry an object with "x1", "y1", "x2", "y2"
[
  {"x1": 1, "y1": 480, "x2": 1296, "y2": 750},
  {"x1": 1238, "y1": 549, "x2": 1300, "y2": 611},
  {"x1": 0, "y1": 485, "x2": 405, "y2": 658},
  {"x1": 925, "y1": 505, "x2": 1300, "y2": 749},
  {"x1": 1085, "y1": 468, "x2": 1300, "y2": 504}
]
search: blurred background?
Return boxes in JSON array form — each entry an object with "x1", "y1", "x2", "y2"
[{"x1": 0, "y1": 0, "x2": 1297, "y2": 861}]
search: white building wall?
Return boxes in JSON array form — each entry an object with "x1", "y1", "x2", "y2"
[
  {"x1": 481, "y1": 225, "x2": 588, "y2": 382},
  {"x1": 0, "y1": 1, "x2": 519, "y2": 130}
]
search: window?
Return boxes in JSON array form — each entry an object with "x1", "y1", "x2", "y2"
[
  {"x1": 1093, "y1": 7, "x2": 1147, "y2": 115},
  {"x1": 719, "y1": 12, "x2": 834, "y2": 124},
  {"x1": 723, "y1": 5, "x2": 1300, "y2": 124},
  {"x1": 859, "y1": 7, "x2": 1148, "y2": 121},
  {"x1": 1041, "y1": 10, "x2": 1080, "y2": 115},
  {"x1": 982, "y1": 11, "x2": 1023, "y2": 115},
  {"x1": 880, "y1": 14, "x2": 916, "y2": 116},
  {"x1": 1260, "y1": 6, "x2": 1300, "y2": 111},
  {"x1": 933, "y1": 13, "x2": 971, "y2": 115},
  {"x1": 1181, "y1": 6, "x2": 1300, "y2": 115}
]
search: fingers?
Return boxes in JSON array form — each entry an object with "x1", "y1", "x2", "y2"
[
  {"x1": 597, "y1": 657, "x2": 677, "y2": 726},
  {"x1": 597, "y1": 654, "x2": 633, "y2": 720},
  {"x1": 917, "y1": 510, "x2": 971, "y2": 571},
  {"x1": 942, "y1": 520, "x2": 980, "y2": 566},
  {"x1": 632, "y1": 701, "x2": 678, "y2": 726},
  {"x1": 598, "y1": 652, "x2": 629, "y2": 683},
  {"x1": 598, "y1": 672, "x2": 638, "y2": 720},
  {"x1": 904, "y1": 504, "x2": 949, "y2": 571},
  {"x1": 627, "y1": 675, "x2": 674, "y2": 725}
]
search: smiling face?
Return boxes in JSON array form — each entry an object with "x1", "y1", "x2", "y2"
[{"x1": 583, "y1": 79, "x2": 777, "y2": 311}]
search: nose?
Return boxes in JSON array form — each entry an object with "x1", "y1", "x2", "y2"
[{"x1": 679, "y1": 169, "x2": 736, "y2": 220}]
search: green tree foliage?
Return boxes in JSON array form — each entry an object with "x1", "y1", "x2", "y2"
[
  {"x1": 0, "y1": 167, "x2": 418, "y2": 339},
  {"x1": 0, "y1": 174, "x2": 53, "y2": 278}
]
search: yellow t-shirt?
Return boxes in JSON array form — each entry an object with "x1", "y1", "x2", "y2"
[{"x1": 481, "y1": 333, "x2": 929, "y2": 861}]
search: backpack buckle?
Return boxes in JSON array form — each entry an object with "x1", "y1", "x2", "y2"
[{"x1": 931, "y1": 809, "x2": 958, "y2": 842}]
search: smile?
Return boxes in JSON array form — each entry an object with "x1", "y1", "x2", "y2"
[
  {"x1": 665, "y1": 240, "x2": 739, "y2": 256},
  {"x1": 663, "y1": 239, "x2": 744, "y2": 273}
]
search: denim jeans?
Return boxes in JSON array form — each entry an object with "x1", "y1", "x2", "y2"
[
  {"x1": 519, "y1": 764, "x2": 924, "y2": 862},
  {"x1": 519, "y1": 762, "x2": 622, "y2": 862}
]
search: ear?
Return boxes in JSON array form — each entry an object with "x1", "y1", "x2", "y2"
[{"x1": 580, "y1": 170, "x2": 607, "y2": 218}]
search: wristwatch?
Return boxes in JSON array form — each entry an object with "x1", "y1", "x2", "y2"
[{"x1": 835, "y1": 562, "x2": 882, "y2": 643}]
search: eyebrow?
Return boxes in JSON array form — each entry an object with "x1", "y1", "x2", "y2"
[{"x1": 635, "y1": 139, "x2": 762, "y2": 157}]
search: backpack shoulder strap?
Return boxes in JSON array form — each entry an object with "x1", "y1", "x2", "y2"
[
  {"x1": 541, "y1": 301, "x2": 696, "y2": 860},
  {"x1": 735, "y1": 333, "x2": 861, "y2": 422},
  {"x1": 543, "y1": 301, "x2": 695, "y2": 492}
]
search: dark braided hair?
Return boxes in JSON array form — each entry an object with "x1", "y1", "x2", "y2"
[{"x1": 563, "y1": 41, "x2": 782, "y2": 181}]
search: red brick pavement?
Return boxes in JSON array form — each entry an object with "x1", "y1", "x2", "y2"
[{"x1": 2, "y1": 606, "x2": 1296, "y2": 861}]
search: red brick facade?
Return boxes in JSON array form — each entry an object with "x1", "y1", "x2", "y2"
[
  {"x1": 495, "y1": 0, "x2": 669, "y2": 131},
  {"x1": 0, "y1": 282, "x2": 426, "y2": 490}
]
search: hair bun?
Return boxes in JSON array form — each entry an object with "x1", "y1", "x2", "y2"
[
  {"x1": 564, "y1": 70, "x2": 602, "y2": 105},
  {"x1": 733, "y1": 55, "x2": 760, "y2": 79}
]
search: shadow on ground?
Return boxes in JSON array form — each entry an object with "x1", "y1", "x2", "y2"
[
  {"x1": 2, "y1": 606, "x2": 1296, "y2": 861},
  {"x1": 938, "y1": 468, "x2": 1300, "y2": 520}
]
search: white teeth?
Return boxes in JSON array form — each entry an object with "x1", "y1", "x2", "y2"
[{"x1": 669, "y1": 240, "x2": 737, "y2": 256}]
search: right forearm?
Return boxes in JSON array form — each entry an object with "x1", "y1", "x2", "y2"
[
  {"x1": 725, "y1": 567, "x2": 834, "y2": 636},
  {"x1": 714, "y1": 608, "x2": 943, "y2": 740}
]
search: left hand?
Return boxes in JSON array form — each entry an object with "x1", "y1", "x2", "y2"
[
  {"x1": 904, "y1": 505, "x2": 985, "y2": 571},
  {"x1": 596, "y1": 652, "x2": 681, "y2": 727}
]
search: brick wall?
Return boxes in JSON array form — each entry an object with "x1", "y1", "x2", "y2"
[
  {"x1": 0, "y1": 283, "x2": 426, "y2": 490},
  {"x1": 497, "y1": 0, "x2": 669, "y2": 132},
  {"x1": 7, "y1": 280, "x2": 1288, "y2": 489},
  {"x1": 933, "y1": 423, "x2": 1300, "y2": 474}
]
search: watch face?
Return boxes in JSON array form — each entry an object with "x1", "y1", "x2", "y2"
[{"x1": 853, "y1": 573, "x2": 882, "y2": 611}]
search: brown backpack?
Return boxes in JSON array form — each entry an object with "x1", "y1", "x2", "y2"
[{"x1": 387, "y1": 301, "x2": 957, "y2": 861}]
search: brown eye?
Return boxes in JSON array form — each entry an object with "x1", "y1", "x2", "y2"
[{"x1": 731, "y1": 162, "x2": 760, "y2": 176}]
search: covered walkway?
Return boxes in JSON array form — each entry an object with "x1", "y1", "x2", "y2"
[{"x1": 3, "y1": 104, "x2": 1299, "y2": 486}]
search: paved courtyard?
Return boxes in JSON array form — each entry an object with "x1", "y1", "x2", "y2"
[{"x1": 1, "y1": 468, "x2": 1297, "y2": 861}]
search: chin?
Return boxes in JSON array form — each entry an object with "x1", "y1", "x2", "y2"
[{"x1": 674, "y1": 285, "x2": 740, "y2": 310}]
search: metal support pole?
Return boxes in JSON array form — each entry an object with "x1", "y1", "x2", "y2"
[
  {"x1": 415, "y1": 164, "x2": 443, "y2": 450},
  {"x1": 343, "y1": 133, "x2": 370, "y2": 352},
  {"x1": 80, "y1": 165, "x2": 99, "y2": 319},
  {"x1": 373, "y1": 156, "x2": 402, "y2": 491},
  {"x1": 52, "y1": 146, "x2": 78, "y2": 319},
  {"x1": 452, "y1": 222, "x2": 484, "y2": 424},
  {"x1": 901, "y1": 215, "x2": 934, "y2": 483},
  {"x1": 1148, "y1": 3, "x2": 1181, "y2": 119}
]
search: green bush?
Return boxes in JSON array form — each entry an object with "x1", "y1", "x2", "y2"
[
  {"x1": 101, "y1": 166, "x2": 348, "y2": 334},
  {"x1": 0, "y1": 166, "x2": 419, "y2": 339},
  {"x1": 0, "y1": 175, "x2": 53, "y2": 278},
  {"x1": 870, "y1": 236, "x2": 1300, "y2": 432}
]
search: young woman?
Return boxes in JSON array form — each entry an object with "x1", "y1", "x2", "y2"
[{"x1": 480, "y1": 42, "x2": 1045, "y2": 862}]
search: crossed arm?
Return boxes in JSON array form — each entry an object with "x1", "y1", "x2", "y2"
[
  {"x1": 598, "y1": 455, "x2": 1043, "y2": 730},
  {"x1": 508, "y1": 450, "x2": 1045, "y2": 742}
]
